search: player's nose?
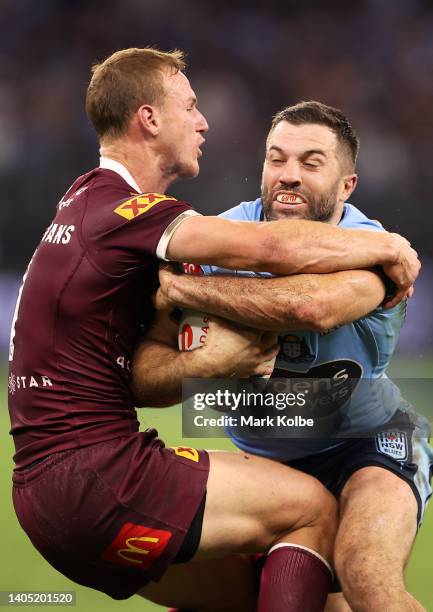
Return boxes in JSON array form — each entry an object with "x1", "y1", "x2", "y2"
[
  {"x1": 279, "y1": 159, "x2": 302, "y2": 187},
  {"x1": 197, "y1": 110, "x2": 209, "y2": 134}
]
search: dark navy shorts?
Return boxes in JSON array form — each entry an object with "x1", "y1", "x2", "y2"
[
  {"x1": 286, "y1": 412, "x2": 433, "y2": 593},
  {"x1": 286, "y1": 412, "x2": 433, "y2": 528},
  {"x1": 12, "y1": 430, "x2": 209, "y2": 599}
]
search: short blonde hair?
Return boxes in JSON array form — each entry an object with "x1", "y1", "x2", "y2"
[{"x1": 86, "y1": 47, "x2": 186, "y2": 140}]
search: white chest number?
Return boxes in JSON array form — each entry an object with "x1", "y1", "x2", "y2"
[{"x1": 9, "y1": 251, "x2": 37, "y2": 361}]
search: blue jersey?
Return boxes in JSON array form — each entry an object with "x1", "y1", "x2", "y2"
[{"x1": 202, "y1": 199, "x2": 408, "y2": 460}]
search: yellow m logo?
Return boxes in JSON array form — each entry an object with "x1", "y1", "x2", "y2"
[{"x1": 117, "y1": 536, "x2": 160, "y2": 565}]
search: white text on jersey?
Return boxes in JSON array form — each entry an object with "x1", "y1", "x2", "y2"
[{"x1": 42, "y1": 224, "x2": 75, "y2": 244}]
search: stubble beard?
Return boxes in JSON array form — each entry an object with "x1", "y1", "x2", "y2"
[
  {"x1": 262, "y1": 183, "x2": 340, "y2": 223},
  {"x1": 160, "y1": 140, "x2": 199, "y2": 183}
]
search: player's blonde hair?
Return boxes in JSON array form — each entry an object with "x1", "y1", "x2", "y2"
[{"x1": 86, "y1": 47, "x2": 186, "y2": 141}]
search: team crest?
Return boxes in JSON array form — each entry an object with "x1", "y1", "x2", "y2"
[
  {"x1": 279, "y1": 335, "x2": 315, "y2": 364},
  {"x1": 375, "y1": 431, "x2": 408, "y2": 461},
  {"x1": 114, "y1": 193, "x2": 176, "y2": 220}
]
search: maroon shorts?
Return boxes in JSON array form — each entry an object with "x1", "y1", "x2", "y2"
[{"x1": 12, "y1": 429, "x2": 209, "y2": 599}]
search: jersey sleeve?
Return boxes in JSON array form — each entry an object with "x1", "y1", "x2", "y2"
[
  {"x1": 359, "y1": 300, "x2": 407, "y2": 375},
  {"x1": 219, "y1": 198, "x2": 263, "y2": 221},
  {"x1": 340, "y1": 203, "x2": 386, "y2": 232},
  {"x1": 201, "y1": 198, "x2": 265, "y2": 277},
  {"x1": 82, "y1": 188, "x2": 199, "y2": 275},
  {"x1": 341, "y1": 204, "x2": 401, "y2": 308}
]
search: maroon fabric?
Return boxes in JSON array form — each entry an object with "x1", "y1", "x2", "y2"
[
  {"x1": 12, "y1": 431, "x2": 209, "y2": 599},
  {"x1": 8, "y1": 167, "x2": 192, "y2": 468},
  {"x1": 257, "y1": 546, "x2": 332, "y2": 612}
]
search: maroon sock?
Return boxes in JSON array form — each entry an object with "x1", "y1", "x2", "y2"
[{"x1": 257, "y1": 544, "x2": 332, "y2": 612}]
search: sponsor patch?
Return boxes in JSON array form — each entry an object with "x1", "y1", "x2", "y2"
[
  {"x1": 375, "y1": 431, "x2": 408, "y2": 461},
  {"x1": 178, "y1": 311, "x2": 210, "y2": 352},
  {"x1": 8, "y1": 373, "x2": 16, "y2": 395},
  {"x1": 271, "y1": 359, "x2": 363, "y2": 419},
  {"x1": 171, "y1": 446, "x2": 200, "y2": 462},
  {"x1": 114, "y1": 193, "x2": 176, "y2": 220},
  {"x1": 101, "y1": 523, "x2": 172, "y2": 569},
  {"x1": 183, "y1": 263, "x2": 203, "y2": 275},
  {"x1": 180, "y1": 323, "x2": 194, "y2": 351}
]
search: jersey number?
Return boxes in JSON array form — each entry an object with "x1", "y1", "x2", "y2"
[{"x1": 9, "y1": 251, "x2": 36, "y2": 361}]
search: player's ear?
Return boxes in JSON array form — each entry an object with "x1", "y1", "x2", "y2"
[
  {"x1": 136, "y1": 104, "x2": 160, "y2": 136},
  {"x1": 341, "y1": 174, "x2": 357, "y2": 200}
]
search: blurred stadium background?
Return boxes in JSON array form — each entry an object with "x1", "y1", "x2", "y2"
[{"x1": 1, "y1": 0, "x2": 432, "y2": 609}]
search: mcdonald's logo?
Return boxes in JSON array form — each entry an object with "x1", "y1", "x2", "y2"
[
  {"x1": 171, "y1": 446, "x2": 199, "y2": 462},
  {"x1": 101, "y1": 523, "x2": 172, "y2": 569}
]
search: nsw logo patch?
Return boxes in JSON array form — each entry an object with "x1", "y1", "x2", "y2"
[{"x1": 375, "y1": 431, "x2": 408, "y2": 461}]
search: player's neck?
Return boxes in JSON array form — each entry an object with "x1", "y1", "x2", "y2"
[
  {"x1": 100, "y1": 140, "x2": 173, "y2": 194},
  {"x1": 328, "y1": 202, "x2": 345, "y2": 225}
]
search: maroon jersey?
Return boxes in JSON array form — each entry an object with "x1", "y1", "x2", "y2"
[{"x1": 8, "y1": 161, "x2": 196, "y2": 469}]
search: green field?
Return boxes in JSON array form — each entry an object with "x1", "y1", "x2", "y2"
[{"x1": 1, "y1": 360, "x2": 432, "y2": 611}]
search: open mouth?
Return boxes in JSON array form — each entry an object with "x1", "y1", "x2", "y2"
[
  {"x1": 275, "y1": 192, "x2": 307, "y2": 205},
  {"x1": 197, "y1": 139, "x2": 205, "y2": 157}
]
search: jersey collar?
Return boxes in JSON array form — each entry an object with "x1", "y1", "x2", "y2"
[{"x1": 99, "y1": 157, "x2": 142, "y2": 194}]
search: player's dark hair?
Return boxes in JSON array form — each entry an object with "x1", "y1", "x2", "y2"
[
  {"x1": 270, "y1": 101, "x2": 359, "y2": 169},
  {"x1": 86, "y1": 47, "x2": 186, "y2": 141}
]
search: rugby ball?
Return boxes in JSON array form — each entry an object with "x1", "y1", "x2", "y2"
[
  {"x1": 178, "y1": 309, "x2": 276, "y2": 378},
  {"x1": 178, "y1": 309, "x2": 210, "y2": 352}
]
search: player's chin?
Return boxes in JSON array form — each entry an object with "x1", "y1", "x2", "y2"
[
  {"x1": 269, "y1": 206, "x2": 308, "y2": 221},
  {"x1": 179, "y1": 160, "x2": 200, "y2": 180}
]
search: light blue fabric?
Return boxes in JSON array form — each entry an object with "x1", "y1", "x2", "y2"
[{"x1": 202, "y1": 200, "x2": 409, "y2": 460}]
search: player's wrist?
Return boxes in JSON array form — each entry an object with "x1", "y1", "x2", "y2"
[
  {"x1": 376, "y1": 233, "x2": 399, "y2": 266},
  {"x1": 180, "y1": 346, "x2": 225, "y2": 378},
  {"x1": 357, "y1": 231, "x2": 397, "y2": 267},
  {"x1": 167, "y1": 273, "x2": 193, "y2": 307}
]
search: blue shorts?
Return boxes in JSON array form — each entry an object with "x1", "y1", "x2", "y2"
[{"x1": 286, "y1": 411, "x2": 433, "y2": 527}]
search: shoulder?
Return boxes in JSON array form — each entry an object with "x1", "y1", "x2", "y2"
[
  {"x1": 110, "y1": 192, "x2": 182, "y2": 222},
  {"x1": 219, "y1": 197, "x2": 263, "y2": 221},
  {"x1": 340, "y1": 203, "x2": 385, "y2": 233},
  {"x1": 85, "y1": 169, "x2": 192, "y2": 229},
  {"x1": 82, "y1": 170, "x2": 194, "y2": 262}
]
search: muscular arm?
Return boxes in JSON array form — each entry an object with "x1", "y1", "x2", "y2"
[
  {"x1": 167, "y1": 216, "x2": 418, "y2": 306},
  {"x1": 131, "y1": 310, "x2": 205, "y2": 407},
  {"x1": 131, "y1": 311, "x2": 278, "y2": 407},
  {"x1": 158, "y1": 268, "x2": 387, "y2": 332}
]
